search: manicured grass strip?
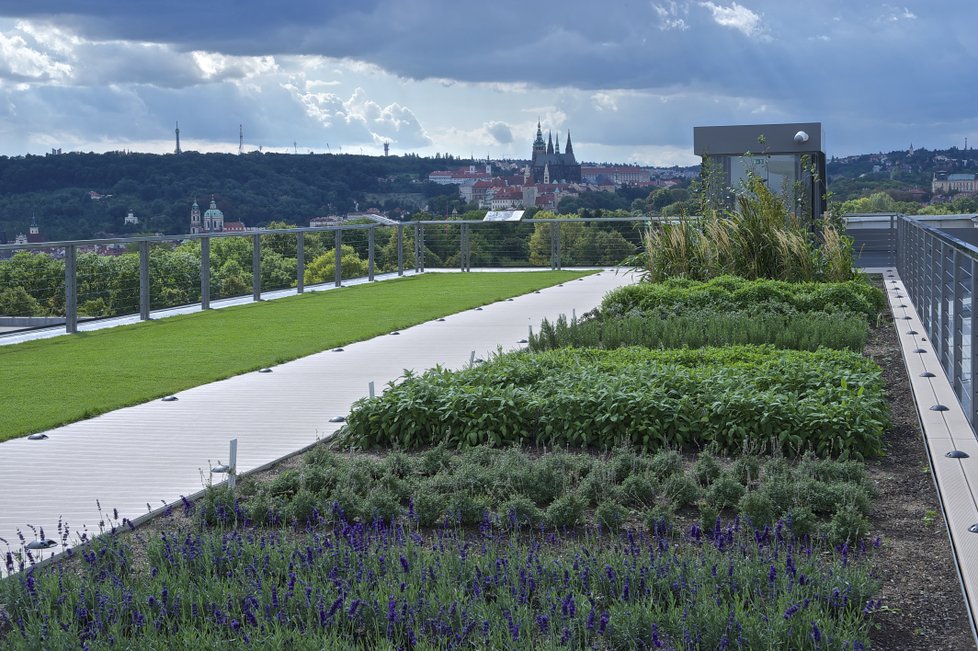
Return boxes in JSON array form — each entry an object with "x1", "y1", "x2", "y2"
[
  {"x1": 343, "y1": 345, "x2": 889, "y2": 458},
  {"x1": 0, "y1": 271, "x2": 591, "y2": 440},
  {"x1": 602, "y1": 275, "x2": 886, "y2": 322},
  {"x1": 0, "y1": 514, "x2": 879, "y2": 650},
  {"x1": 530, "y1": 309, "x2": 869, "y2": 353}
]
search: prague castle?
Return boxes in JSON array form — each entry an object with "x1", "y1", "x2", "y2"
[{"x1": 529, "y1": 122, "x2": 581, "y2": 184}]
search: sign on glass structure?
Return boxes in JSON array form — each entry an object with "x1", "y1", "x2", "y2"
[{"x1": 693, "y1": 122, "x2": 827, "y2": 223}]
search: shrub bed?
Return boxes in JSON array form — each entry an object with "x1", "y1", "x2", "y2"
[
  {"x1": 601, "y1": 275, "x2": 886, "y2": 322},
  {"x1": 529, "y1": 309, "x2": 869, "y2": 353},
  {"x1": 0, "y1": 511, "x2": 880, "y2": 650},
  {"x1": 226, "y1": 446, "x2": 874, "y2": 546},
  {"x1": 342, "y1": 346, "x2": 889, "y2": 458}
]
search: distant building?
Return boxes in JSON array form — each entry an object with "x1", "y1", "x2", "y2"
[
  {"x1": 190, "y1": 196, "x2": 226, "y2": 234},
  {"x1": 530, "y1": 122, "x2": 581, "y2": 183},
  {"x1": 124, "y1": 210, "x2": 139, "y2": 225},
  {"x1": 582, "y1": 166, "x2": 652, "y2": 185},
  {"x1": 427, "y1": 164, "x2": 493, "y2": 186},
  {"x1": 223, "y1": 221, "x2": 247, "y2": 232},
  {"x1": 933, "y1": 172, "x2": 978, "y2": 194},
  {"x1": 26, "y1": 214, "x2": 44, "y2": 243}
]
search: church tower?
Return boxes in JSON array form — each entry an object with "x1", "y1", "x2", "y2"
[
  {"x1": 546, "y1": 131, "x2": 554, "y2": 155},
  {"x1": 532, "y1": 121, "x2": 546, "y2": 157},
  {"x1": 564, "y1": 131, "x2": 574, "y2": 158},
  {"x1": 190, "y1": 198, "x2": 201, "y2": 234}
]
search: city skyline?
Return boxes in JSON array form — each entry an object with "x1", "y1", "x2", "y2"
[{"x1": 0, "y1": 2, "x2": 973, "y2": 165}]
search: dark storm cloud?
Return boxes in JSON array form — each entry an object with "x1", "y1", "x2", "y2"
[{"x1": 0, "y1": 1, "x2": 974, "y2": 158}]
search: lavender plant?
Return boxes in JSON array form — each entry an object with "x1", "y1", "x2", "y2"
[{"x1": 0, "y1": 515, "x2": 881, "y2": 650}]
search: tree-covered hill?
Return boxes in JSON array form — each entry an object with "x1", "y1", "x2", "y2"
[{"x1": 0, "y1": 151, "x2": 461, "y2": 241}]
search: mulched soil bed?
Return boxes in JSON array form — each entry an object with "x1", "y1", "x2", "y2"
[{"x1": 864, "y1": 285, "x2": 974, "y2": 650}]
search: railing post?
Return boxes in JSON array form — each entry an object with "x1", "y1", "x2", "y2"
[
  {"x1": 334, "y1": 229, "x2": 343, "y2": 287},
  {"x1": 953, "y1": 249, "x2": 963, "y2": 399},
  {"x1": 368, "y1": 226, "x2": 375, "y2": 281},
  {"x1": 296, "y1": 232, "x2": 305, "y2": 293},
  {"x1": 397, "y1": 225, "x2": 404, "y2": 276},
  {"x1": 64, "y1": 244, "x2": 77, "y2": 334},
  {"x1": 413, "y1": 223, "x2": 420, "y2": 272},
  {"x1": 419, "y1": 224, "x2": 426, "y2": 272},
  {"x1": 465, "y1": 227, "x2": 472, "y2": 271},
  {"x1": 555, "y1": 221, "x2": 562, "y2": 271},
  {"x1": 931, "y1": 237, "x2": 940, "y2": 336},
  {"x1": 971, "y1": 257, "x2": 978, "y2": 426},
  {"x1": 460, "y1": 223, "x2": 467, "y2": 272},
  {"x1": 139, "y1": 240, "x2": 150, "y2": 321},
  {"x1": 889, "y1": 214, "x2": 896, "y2": 267},
  {"x1": 549, "y1": 223, "x2": 557, "y2": 270},
  {"x1": 930, "y1": 242, "x2": 947, "y2": 366},
  {"x1": 252, "y1": 234, "x2": 262, "y2": 301},
  {"x1": 200, "y1": 236, "x2": 210, "y2": 309}
]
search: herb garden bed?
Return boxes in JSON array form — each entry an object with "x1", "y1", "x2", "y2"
[
  {"x1": 341, "y1": 345, "x2": 889, "y2": 458},
  {"x1": 0, "y1": 275, "x2": 972, "y2": 650}
]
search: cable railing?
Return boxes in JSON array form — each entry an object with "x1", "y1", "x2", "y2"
[{"x1": 0, "y1": 218, "x2": 648, "y2": 337}]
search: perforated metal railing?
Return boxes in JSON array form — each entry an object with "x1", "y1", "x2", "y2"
[{"x1": 0, "y1": 217, "x2": 649, "y2": 337}]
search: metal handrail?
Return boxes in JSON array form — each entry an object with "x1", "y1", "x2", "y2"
[{"x1": 0, "y1": 217, "x2": 648, "y2": 337}]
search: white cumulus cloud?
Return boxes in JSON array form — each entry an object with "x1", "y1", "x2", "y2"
[{"x1": 700, "y1": 1, "x2": 765, "y2": 38}]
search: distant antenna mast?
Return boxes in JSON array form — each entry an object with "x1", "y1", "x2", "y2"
[
  {"x1": 239, "y1": 124, "x2": 243, "y2": 155},
  {"x1": 326, "y1": 143, "x2": 331, "y2": 153},
  {"x1": 174, "y1": 121, "x2": 181, "y2": 155},
  {"x1": 384, "y1": 142, "x2": 389, "y2": 157},
  {"x1": 294, "y1": 141, "x2": 298, "y2": 154}
]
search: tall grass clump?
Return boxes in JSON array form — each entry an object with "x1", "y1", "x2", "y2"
[
  {"x1": 643, "y1": 169, "x2": 857, "y2": 283},
  {"x1": 530, "y1": 309, "x2": 868, "y2": 353}
]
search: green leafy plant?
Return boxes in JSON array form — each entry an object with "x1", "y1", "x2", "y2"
[{"x1": 341, "y1": 345, "x2": 889, "y2": 459}]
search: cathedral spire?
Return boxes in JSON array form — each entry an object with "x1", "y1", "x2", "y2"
[
  {"x1": 564, "y1": 130, "x2": 574, "y2": 158},
  {"x1": 555, "y1": 132, "x2": 561, "y2": 155},
  {"x1": 547, "y1": 131, "x2": 554, "y2": 155}
]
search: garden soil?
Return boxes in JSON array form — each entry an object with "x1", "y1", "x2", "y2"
[{"x1": 865, "y1": 296, "x2": 975, "y2": 650}]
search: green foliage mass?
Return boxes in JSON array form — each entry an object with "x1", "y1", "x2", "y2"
[
  {"x1": 530, "y1": 308, "x2": 869, "y2": 353},
  {"x1": 600, "y1": 275, "x2": 886, "y2": 322},
  {"x1": 232, "y1": 445, "x2": 874, "y2": 543},
  {"x1": 342, "y1": 345, "x2": 889, "y2": 458}
]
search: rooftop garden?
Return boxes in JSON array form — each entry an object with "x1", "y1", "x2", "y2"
[{"x1": 0, "y1": 170, "x2": 971, "y2": 649}]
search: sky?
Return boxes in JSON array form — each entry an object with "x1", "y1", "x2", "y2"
[{"x1": 0, "y1": 1, "x2": 972, "y2": 166}]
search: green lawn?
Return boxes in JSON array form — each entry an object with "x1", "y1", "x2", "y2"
[{"x1": 0, "y1": 271, "x2": 591, "y2": 440}]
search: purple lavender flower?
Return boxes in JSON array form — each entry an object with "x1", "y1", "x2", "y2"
[
  {"x1": 598, "y1": 611, "x2": 609, "y2": 635},
  {"x1": 536, "y1": 614, "x2": 549, "y2": 634}
]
